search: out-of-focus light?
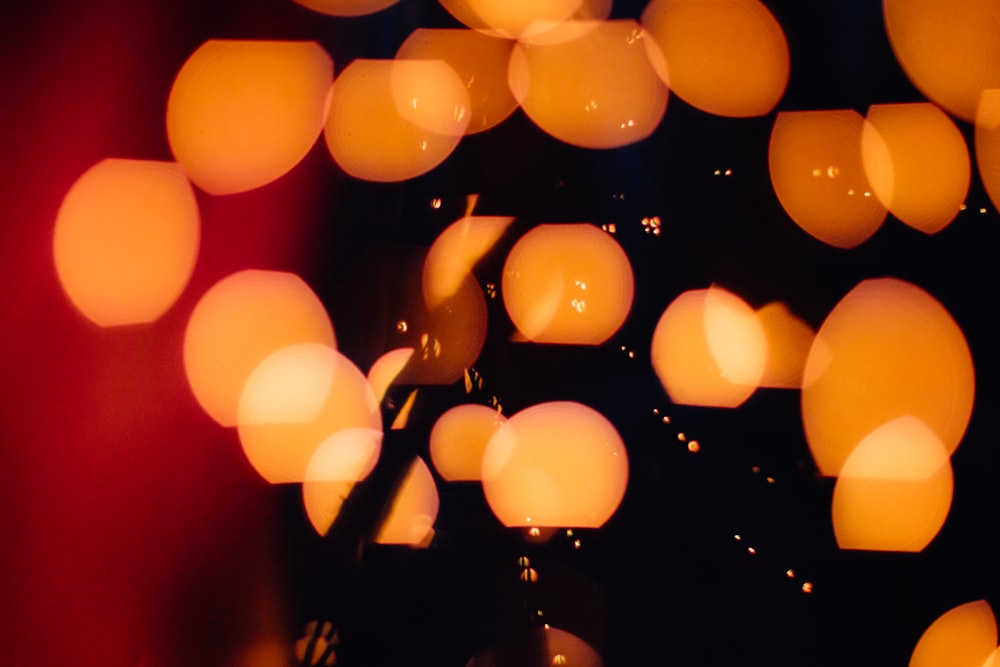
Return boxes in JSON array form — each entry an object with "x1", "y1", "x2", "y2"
[
  {"x1": 769, "y1": 110, "x2": 887, "y2": 248},
  {"x1": 397, "y1": 29, "x2": 518, "y2": 134},
  {"x1": 166, "y1": 40, "x2": 332, "y2": 195},
  {"x1": 481, "y1": 401, "x2": 628, "y2": 528},
  {"x1": 884, "y1": 0, "x2": 1000, "y2": 123},
  {"x1": 650, "y1": 287, "x2": 767, "y2": 408},
  {"x1": 466, "y1": 626, "x2": 603, "y2": 667},
  {"x1": 508, "y1": 20, "x2": 668, "y2": 149},
  {"x1": 501, "y1": 223, "x2": 634, "y2": 345},
  {"x1": 832, "y1": 416, "x2": 953, "y2": 552},
  {"x1": 755, "y1": 302, "x2": 815, "y2": 389},
  {"x1": 802, "y1": 278, "x2": 974, "y2": 476},
  {"x1": 438, "y1": 0, "x2": 584, "y2": 41},
  {"x1": 53, "y1": 159, "x2": 199, "y2": 327},
  {"x1": 237, "y1": 344, "x2": 381, "y2": 483},
  {"x1": 423, "y1": 212, "x2": 514, "y2": 308},
  {"x1": 375, "y1": 457, "x2": 439, "y2": 547},
  {"x1": 324, "y1": 59, "x2": 467, "y2": 182},
  {"x1": 861, "y1": 103, "x2": 970, "y2": 234},
  {"x1": 909, "y1": 600, "x2": 997, "y2": 667},
  {"x1": 184, "y1": 270, "x2": 335, "y2": 427},
  {"x1": 293, "y1": 0, "x2": 398, "y2": 17},
  {"x1": 429, "y1": 404, "x2": 508, "y2": 481},
  {"x1": 389, "y1": 59, "x2": 471, "y2": 137},
  {"x1": 367, "y1": 347, "x2": 415, "y2": 403},
  {"x1": 641, "y1": 0, "x2": 789, "y2": 117},
  {"x1": 974, "y1": 90, "x2": 1000, "y2": 212}
]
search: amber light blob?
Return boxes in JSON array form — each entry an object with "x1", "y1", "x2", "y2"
[
  {"x1": 832, "y1": 416, "x2": 953, "y2": 552},
  {"x1": 293, "y1": 0, "x2": 398, "y2": 17},
  {"x1": 396, "y1": 29, "x2": 518, "y2": 134},
  {"x1": 769, "y1": 110, "x2": 888, "y2": 248},
  {"x1": 375, "y1": 457, "x2": 439, "y2": 547},
  {"x1": 501, "y1": 223, "x2": 634, "y2": 345},
  {"x1": 423, "y1": 212, "x2": 513, "y2": 308},
  {"x1": 974, "y1": 90, "x2": 1000, "y2": 212},
  {"x1": 438, "y1": 0, "x2": 583, "y2": 40},
  {"x1": 324, "y1": 59, "x2": 468, "y2": 182},
  {"x1": 909, "y1": 601, "x2": 998, "y2": 667},
  {"x1": 861, "y1": 103, "x2": 970, "y2": 234},
  {"x1": 884, "y1": 0, "x2": 1000, "y2": 123},
  {"x1": 507, "y1": 20, "x2": 669, "y2": 149},
  {"x1": 650, "y1": 287, "x2": 767, "y2": 408},
  {"x1": 481, "y1": 401, "x2": 628, "y2": 528},
  {"x1": 801, "y1": 278, "x2": 974, "y2": 477},
  {"x1": 429, "y1": 404, "x2": 508, "y2": 481},
  {"x1": 755, "y1": 302, "x2": 815, "y2": 389},
  {"x1": 166, "y1": 40, "x2": 332, "y2": 195},
  {"x1": 53, "y1": 159, "x2": 199, "y2": 327},
  {"x1": 367, "y1": 347, "x2": 416, "y2": 403},
  {"x1": 183, "y1": 270, "x2": 335, "y2": 427},
  {"x1": 641, "y1": 0, "x2": 789, "y2": 117},
  {"x1": 237, "y1": 343, "x2": 381, "y2": 484},
  {"x1": 467, "y1": 627, "x2": 603, "y2": 667}
]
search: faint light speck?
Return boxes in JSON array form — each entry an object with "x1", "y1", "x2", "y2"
[
  {"x1": 687, "y1": 440, "x2": 700, "y2": 452},
  {"x1": 430, "y1": 197, "x2": 442, "y2": 209},
  {"x1": 801, "y1": 582, "x2": 814, "y2": 593},
  {"x1": 786, "y1": 569, "x2": 795, "y2": 578},
  {"x1": 396, "y1": 320, "x2": 408, "y2": 333}
]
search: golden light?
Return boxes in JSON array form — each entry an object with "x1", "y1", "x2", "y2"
[
  {"x1": 183, "y1": 270, "x2": 335, "y2": 427},
  {"x1": 974, "y1": 90, "x2": 1000, "y2": 212},
  {"x1": 650, "y1": 287, "x2": 767, "y2": 408},
  {"x1": 501, "y1": 223, "x2": 634, "y2": 345},
  {"x1": 367, "y1": 347, "x2": 415, "y2": 403},
  {"x1": 641, "y1": 0, "x2": 789, "y2": 117},
  {"x1": 237, "y1": 343, "x2": 382, "y2": 484},
  {"x1": 375, "y1": 456, "x2": 439, "y2": 547},
  {"x1": 861, "y1": 103, "x2": 970, "y2": 234},
  {"x1": 302, "y1": 428, "x2": 384, "y2": 536},
  {"x1": 437, "y1": 0, "x2": 584, "y2": 41},
  {"x1": 166, "y1": 40, "x2": 332, "y2": 195},
  {"x1": 52, "y1": 159, "x2": 199, "y2": 327},
  {"x1": 755, "y1": 302, "x2": 815, "y2": 389},
  {"x1": 292, "y1": 0, "x2": 398, "y2": 17},
  {"x1": 423, "y1": 210, "x2": 514, "y2": 308},
  {"x1": 396, "y1": 29, "x2": 518, "y2": 135},
  {"x1": 429, "y1": 404, "x2": 508, "y2": 481},
  {"x1": 909, "y1": 600, "x2": 997, "y2": 667},
  {"x1": 768, "y1": 110, "x2": 888, "y2": 248},
  {"x1": 831, "y1": 416, "x2": 953, "y2": 552},
  {"x1": 324, "y1": 59, "x2": 467, "y2": 182},
  {"x1": 802, "y1": 278, "x2": 974, "y2": 477},
  {"x1": 466, "y1": 627, "x2": 603, "y2": 667},
  {"x1": 884, "y1": 0, "x2": 1000, "y2": 123},
  {"x1": 481, "y1": 401, "x2": 628, "y2": 528},
  {"x1": 507, "y1": 20, "x2": 669, "y2": 149}
]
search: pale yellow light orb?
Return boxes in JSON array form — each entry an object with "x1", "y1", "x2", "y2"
[
  {"x1": 802, "y1": 278, "x2": 974, "y2": 476},
  {"x1": 324, "y1": 59, "x2": 466, "y2": 182},
  {"x1": 429, "y1": 404, "x2": 508, "y2": 481},
  {"x1": 769, "y1": 110, "x2": 888, "y2": 248},
  {"x1": 53, "y1": 159, "x2": 199, "y2": 327},
  {"x1": 650, "y1": 287, "x2": 767, "y2": 408},
  {"x1": 861, "y1": 102, "x2": 970, "y2": 234},
  {"x1": 237, "y1": 343, "x2": 381, "y2": 484},
  {"x1": 183, "y1": 270, "x2": 335, "y2": 427},
  {"x1": 508, "y1": 20, "x2": 668, "y2": 149},
  {"x1": 481, "y1": 401, "x2": 628, "y2": 528},
  {"x1": 909, "y1": 600, "x2": 997, "y2": 667},
  {"x1": 501, "y1": 223, "x2": 634, "y2": 345},
  {"x1": 375, "y1": 457, "x2": 439, "y2": 547},
  {"x1": 166, "y1": 40, "x2": 332, "y2": 195},
  {"x1": 641, "y1": 0, "x2": 790, "y2": 117}
]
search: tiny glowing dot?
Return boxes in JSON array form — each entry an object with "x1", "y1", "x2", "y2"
[
  {"x1": 724, "y1": 168, "x2": 732, "y2": 176},
  {"x1": 766, "y1": 477, "x2": 775, "y2": 484},
  {"x1": 714, "y1": 169, "x2": 722, "y2": 175},
  {"x1": 677, "y1": 432, "x2": 686, "y2": 442},
  {"x1": 430, "y1": 197, "x2": 442, "y2": 209},
  {"x1": 827, "y1": 166, "x2": 839, "y2": 178},
  {"x1": 529, "y1": 527, "x2": 541, "y2": 537},
  {"x1": 573, "y1": 539, "x2": 582, "y2": 549},
  {"x1": 652, "y1": 227, "x2": 661, "y2": 236},
  {"x1": 628, "y1": 350, "x2": 635, "y2": 359},
  {"x1": 980, "y1": 207, "x2": 988, "y2": 214},
  {"x1": 396, "y1": 320, "x2": 408, "y2": 332},
  {"x1": 553, "y1": 654, "x2": 567, "y2": 665},
  {"x1": 652, "y1": 408, "x2": 660, "y2": 415},
  {"x1": 536, "y1": 610, "x2": 544, "y2": 617},
  {"x1": 786, "y1": 569, "x2": 795, "y2": 578},
  {"x1": 518, "y1": 556, "x2": 530, "y2": 567},
  {"x1": 801, "y1": 582, "x2": 814, "y2": 593},
  {"x1": 847, "y1": 189, "x2": 855, "y2": 196},
  {"x1": 661, "y1": 415, "x2": 671, "y2": 424},
  {"x1": 812, "y1": 168, "x2": 822, "y2": 177},
  {"x1": 520, "y1": 568, "x2": 539, "y2": 583},
  {"x1": 863, "y1": 191, "x2": 871, "y2": 197},
  {"x1": 733, "y1": 534, "x2": 742, "y2": 541},
  {"x1": 687, "y1": 440, "x2": 700, "y2": 453},
  {"x1": 747, "y1": 547, "x2": 756, "y2": 555},
  {"x1": 959, "y1": 203, "x2": 968, "y2": 211},
  {"x1": 751, "y1": 466, "x2": 761, "y2": 474},
  {"x1": 566, "y1": 529, "x2": 573, "y2": 537},
  {"x1": 608, "y1": 223, "x2": 617, "y2": 233}
]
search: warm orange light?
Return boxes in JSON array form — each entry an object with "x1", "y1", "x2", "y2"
[
  {"x1": 481, "y1": 401, "x2": 628, "y2": 528},
  {"x1": 769, "y1": 110, "x2": 888, "y2": 248},
  {"x1": 53, "y1": 159, "x2": 199, "y2": 327},
  {"x1": 501, "y1": 223, "x2": 634, "y2": 344},
  {"x1": 861, "y1": 103, "x2": 970, "y2": 234},
  {"x1": 237, "y1": 343, "x2": 382, "y2": 484},
  {"x1": 166, "y1": 40, "x2": 332, "y2": 195},
  {"x1": 884, "y1": 0, "x2": 1000, "y2": 123},
  {"x1": 467, "y1": 627, "x2": 603, "y2": 667},
  {"x1": 974, "y1": 90, "x2": 1000, "y2": 212},
  {"x1": 832, "y1": 416, "x2": 953, "y2": 552},
  {"x1": 437, "y1": 0, "x2": 584, "y2": 40},
  {"x1": 755, "y1": 302, "x2": 815, "y2": 389},
  {"x1": 375, "y1": 457, "x2": 439, "y2": 547},
  {"x1": 650, "y1": 287, "x2": 767, "y2": 408},
  {"x1": 301, "y1": 428, "x2": 383, "y2": 536},
  {"x1": 396, "y1": 29, "x2": 518, "y2": 134},
  {"x1": 508, "y1": 20, "x2": 669, "y2": 149},
  {"x1": 292, "y1": 0, "x2": 398, "y2": 17},
  {"x1": 429, "y1": 404, "x2": 507, "y2": 481},
  {"x1": 367, "y1": 347, "x2": 415, "y2": 403},
  {"x1": 302, "y1": 477, "x2": 353, "y2": 537},
  {"x1": 423, "y1": 212, "x2": 513, "y2": 308},
  {"x1": 183, "y1": 270, "x2": 335, "y2": 427},
  {"x1": 324, "y1": 59, "x2": 467, "y2": 182},
  {"x1": 641, "y1": 0, "x2": 789, "y2": 117},
  {"x1": 802, "y1": 278, "x2": 975, "y2": 476},
  {"x1": 909, "y1": 600, "x2": 997, "y2": 667}
]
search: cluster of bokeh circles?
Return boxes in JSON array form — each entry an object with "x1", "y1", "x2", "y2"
[{"x1": 48, "y1": 0, "x2": 1000, "y2": 663}]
